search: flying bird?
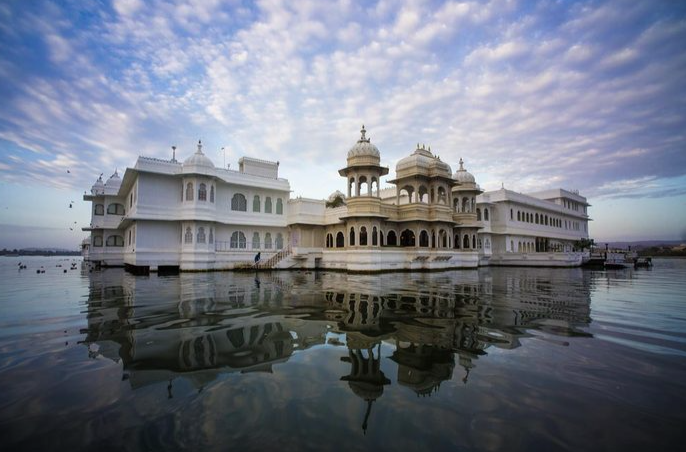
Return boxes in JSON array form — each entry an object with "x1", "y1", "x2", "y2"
[{"x1": 67, "y1": 170, "x2": 70, "y2": 173}]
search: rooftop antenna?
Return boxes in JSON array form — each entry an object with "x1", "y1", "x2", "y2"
[{"x1": 171, "y1": 146, "x2": 177, "y2": 162}]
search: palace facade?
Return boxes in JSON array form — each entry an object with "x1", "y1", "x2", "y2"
[{"x1": 83, "y1": 127, "x2": 590, "y2": 272}]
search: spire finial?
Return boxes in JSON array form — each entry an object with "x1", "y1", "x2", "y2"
[
  {"x1": 360, "y1": 125, "x2": 367, "y2": 142},
  {"x1": 459, "y1": 158, "x2": 464, "y2": 170},
  {"x1": 197, "y1": 140, "x2": 203, "y2": 154},
  {"x1": 172, "y1": 145, "x2": 177, "y2": 162}
]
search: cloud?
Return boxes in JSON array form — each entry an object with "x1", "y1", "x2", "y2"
[{"x1": 0, "y1": 0, "x2": 683, "y2": 207}]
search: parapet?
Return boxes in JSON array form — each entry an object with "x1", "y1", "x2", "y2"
[{"x1": 239, "y1": 157, "x2": 279, "y2": 179}]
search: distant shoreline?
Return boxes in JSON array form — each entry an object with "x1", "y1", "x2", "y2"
[{"x1": 0, "y1": 251, "x2": 81, "y2": 257}]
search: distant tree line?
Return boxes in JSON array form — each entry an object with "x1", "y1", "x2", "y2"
[
  {"x1": 0, "y1": 249, "x2": 81, "y2": 256},
  {"x1": 637, "y1": 246, "x2": 686, "y2": 257}
]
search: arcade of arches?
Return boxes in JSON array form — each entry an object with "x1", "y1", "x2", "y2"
[{"x1": 324, "y1": 225, "x2": 481, "y2": 250}]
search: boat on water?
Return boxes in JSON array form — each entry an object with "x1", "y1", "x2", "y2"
[
  {"x1": 604, "y1": 252, "x2": 635, "y2": 269},
  {"x1": 634, "y1": 257, "x2": 653, "y2": 268}
]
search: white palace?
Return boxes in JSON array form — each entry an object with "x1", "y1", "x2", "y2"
[{"x1": 82, "y1": 127, "x2": 590, "y2": 272}]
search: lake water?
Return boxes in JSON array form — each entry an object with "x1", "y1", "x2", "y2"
[{"x1": 1, "y1": 256, "x2": 685, "y2": 451}]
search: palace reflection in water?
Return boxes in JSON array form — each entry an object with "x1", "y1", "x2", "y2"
[{"x1": 81, "y1": 267, "x2": 593, "y2": 433}]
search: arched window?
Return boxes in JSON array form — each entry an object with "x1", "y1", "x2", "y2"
[
  {"x1": 107, "y1": 203, "x2": 125, "y2": 215},
  {"x1": 186, "y1": 182, "x2": 193, "y2": 201},
  {"x1": 387, "y1": 230, "x2": 397, "y2": 246},
  {"x1": 265, "y1": 233, "x2": 272, "y2": 249},
  {"x1": 437, "y1": 186, "x2": 447, "y2": 204},
  {"x1": 419, "y1": 230, "x2": 429, "y2": 247},
  {"x1": 198, "y1": 183, "x2": 207, "y2": 201},
  {"x1": 252, "y1": 232, "x2": 260, "y2": 249},
  {"x1": 349, "y1": 227, "x2": 355, "y2": 246},
  {"x1": 106, "y1": 235, "x2": 124, "y2": 247},
  {"x1": 485, "y1": 209, "x2": 489, "y2": 221},
  {"x1": 93, "y1": 236, "x2": 103, "y2": 247},
  {"x1": 275, "y1": 233, "x2": 284, "y2": 249},
  {"x1": 517, "y1": 211, "x2": 520, "y2": 221},
  {"x1": 231, "y1": 193, "x2": 247, "y2": 211},
  {"x1": 326, "y1": 233, "x2": 333, "y2": 248},
  {"x1": 463, "y1": 235, "x2": 470, "y2": 249},
  {"x1": 197, "y1": 227, "x2": 206, "y2": 244},
  {"x1": 440, "y1": 230, "x2": 447, "y2": 248},
  {"x1": 209, "y1": 228, "x2": 214, "y2": 244},
  {"x1": 472, "y1": 235, "x2": 476, "y2": 249},
  {"x1": 94, "y1": 204, "x2": 104, "y2": 215},
  {"x1": 210, "y1": 186, "x2": 215, "y2": 203},
  {"x1": 418, "y1": 185, "x2": 428, "y2": 203},
  {"x1": 510, "y1": 208, "x2": 513, "y2": 220},
  {"x1": 253, "y1": 195, "x2": 260, "y2": 212},
  {"x1": 400, "y1": 229, "x2": 415, "y2": 247},
  {"x1": 184, "y1": 227, "x2": 192, "y2": 243},
  {"x1": 535, "y1": 213, "x2": 539, "y2": 224},
  {"x1": 476, "y1": 208, "x2": 481, "y2": 221},
  {"x1": 336, "y1": 231, "x2": 344, "y2": 248},
  {"x1": 359, "y1": 227, "x2": 368, "y2": 246},
  {"x1": 454, "y1": 234, "x2": 460, "y2": 249},
  {"x1": 545, "y1": 215, "x2": 548, "y2": 226},
  {"x1": 276, "y1": 198, "x2": 283, "y2": 215},
  {"x1": 230, "y1": 231, "x2": 246, "y2": 249},
  {"x1": 265, "y1": 197, "x2": 272, "y2": 213},
  {"x1": 129, "y1": 193, "x2": 133, "y2": 208},
  {"x1": 372, "y1": 227, "x2": 378, "y2": 246}
]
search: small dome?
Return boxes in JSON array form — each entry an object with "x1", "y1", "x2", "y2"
[
  {"x1": 105, "y1": 169, "x2": 121, "y2": 189},
  {"x1": 91, "y1": 174, "x2": 104, "y2": 194},
  {"x1": 453, "y1": 158, "x2": 475, "y2": 184},
  {"x1": 348, "y1": 125, "x2": 380, "y2": 159},
  {"x1": 327, "y1": 190, "x2": 346, "y2": 202},
  {"x1": 184, "y1": 140, "x2": 215, "y2": 168}
]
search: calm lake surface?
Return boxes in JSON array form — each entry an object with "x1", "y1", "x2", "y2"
[{"x1": 1, "y1": 256, "x2": 685, "y2": 451}]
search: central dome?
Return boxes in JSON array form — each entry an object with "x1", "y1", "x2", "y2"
[
  {"x1": 396, "y1": 144, "x2": 451, "y2": 177},
  {"x1": 348, "y1": 125, "x2": 380, "y2": 159}
]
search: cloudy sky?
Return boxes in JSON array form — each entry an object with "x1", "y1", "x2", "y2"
[{"x1": 0, "y1": 0, "x2": 685, "y2": 249}]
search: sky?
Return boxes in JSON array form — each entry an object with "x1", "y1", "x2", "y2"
[{"x1": 0, "y1": 0, "x2": 685, "y2": 249}]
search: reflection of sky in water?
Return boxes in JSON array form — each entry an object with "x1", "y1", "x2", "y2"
[{"x1": 0, "y1": 256, "x2": 685, "y2": 451}]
